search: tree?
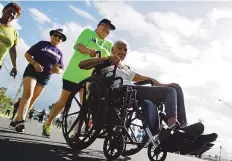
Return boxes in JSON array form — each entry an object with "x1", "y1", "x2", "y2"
[
  {"x1": 48, "y1": 103, "x2": 55, "y2": 111},
  {"x1": 0, "y1": 92, "x2": 12, "y2": 113}
]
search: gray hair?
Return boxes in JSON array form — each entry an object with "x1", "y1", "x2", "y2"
[{"x1": 113, "y1": 40, "x2": 128, "y2": 48}]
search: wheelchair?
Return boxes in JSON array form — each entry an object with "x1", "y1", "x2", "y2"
[{"x1": 61, "y1": 56, "x2": 216, "y2": 161}]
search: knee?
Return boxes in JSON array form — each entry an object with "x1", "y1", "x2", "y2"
[
  {"x1": 22, "y1": 90, "x2": 34, "y2": 100},
  {"x1": 166, "y1": 87, "x2": 177, "y2": 97},
  {"x1": 143, "y1": 100, "x2": 154, "y2": 108},
  {"x1": 173, "y1": 84, "x2": 183, "y2": 94},
  {"x1": 143, "y1": 100, "x2": 158, "y2": 115}
]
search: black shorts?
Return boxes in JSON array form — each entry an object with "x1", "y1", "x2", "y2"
[
  {"x1": 23, "y1": 64, "x2": 51, "y2": 86},
  {"x1": 62, "y1": 79, "x2": 79, "y2": 92}
]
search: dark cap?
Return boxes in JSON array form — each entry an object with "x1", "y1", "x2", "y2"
[
  {"x1": 98, "y1": 19, "x2": 116, "y2": 30},
  {"x1": 49, "y1": 28, "x2": 67, "y2": 42}
]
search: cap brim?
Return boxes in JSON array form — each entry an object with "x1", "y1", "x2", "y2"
[
  {"x1": 110, "y1": 24, "x2": 116, "y2": 30},
  {"x1": 50, "y1": 30, "x2": 67, "y2": 42}
]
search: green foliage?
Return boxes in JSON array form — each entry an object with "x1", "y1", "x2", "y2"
[
  {"x1": 48, "y1": 103, "x2": 55, "y2": 111},
  {"x1": 0, "y1": 92, "x2": 12, "y2": 113}
]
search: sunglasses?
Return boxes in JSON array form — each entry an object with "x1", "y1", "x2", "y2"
[
  {"x1": 5, "y1": 8, "x2": 17, "y2": 19},
  {"x1": 53, "y1": 34, "x2": 63, "y2": 40}
]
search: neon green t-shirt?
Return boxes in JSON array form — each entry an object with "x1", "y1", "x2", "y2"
[
  {"x1": 63, "y1": 28, "x2": 113, "y2": 83},
  {"x1": 0, "y1": 24, "x2": 19, "y2": 65}
]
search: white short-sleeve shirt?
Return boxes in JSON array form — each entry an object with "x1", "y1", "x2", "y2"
[{"x1": 102, "y1": 63, "x2": 136, "y2": 88}]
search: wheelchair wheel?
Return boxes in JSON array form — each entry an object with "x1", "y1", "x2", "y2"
[
  {"x1": 62, "y1": 78, "x2": 109, "y2": 151},
  {"x1": 122, "y1": 109, "x2": 145, "y2": 156},
  {"x1": 147, "y1": 144, "x2": 167, "y2": 161},
  {"x1": 103, "y1": 128, "x2": 125, "y2": 160}
]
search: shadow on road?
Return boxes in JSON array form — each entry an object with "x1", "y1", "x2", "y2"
[{"x1": 0, "y1": 128, "x2": 131, "y2": 161}]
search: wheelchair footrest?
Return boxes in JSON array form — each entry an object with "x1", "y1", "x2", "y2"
[{"x1": 160, "y1": 131, "x2": 196, "y2": 152}]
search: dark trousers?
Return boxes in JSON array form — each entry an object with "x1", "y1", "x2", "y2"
[{"x1": 5, "y1": 110, "x2": 10, "y2": 116}]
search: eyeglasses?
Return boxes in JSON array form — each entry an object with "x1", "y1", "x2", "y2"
[{"x1": 53, "y1": 34, "x2": 63, "y2": 40}]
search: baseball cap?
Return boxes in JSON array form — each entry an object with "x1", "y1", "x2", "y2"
[{"x1": 98, "y1": 19, "x2": 116, "y2": 30}]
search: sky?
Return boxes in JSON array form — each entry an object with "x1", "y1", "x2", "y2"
[{"x1": 0, "y1": 0, "x2": 232, "y2": 159}]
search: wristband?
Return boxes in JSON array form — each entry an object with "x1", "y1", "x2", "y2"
[{"x1": 103, "y1": 59, "x2": 111, "y2": 66}]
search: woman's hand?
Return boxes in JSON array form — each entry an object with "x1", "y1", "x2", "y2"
[
  {"x1": 33, "y1": 62, "x2": 44, "y2": 72},
  {"x1": 50, "y1": 64, "x2": 62, "y2": 74}
]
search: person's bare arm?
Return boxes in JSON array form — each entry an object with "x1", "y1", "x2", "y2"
[
  {"x1": 77, "y1": 44, "x2": 96, "y2": 57},
  {"x1": 9, "y1": 45, "x2": 17, "y2": 68},
  {"x1": 25, "y1": 52, "x2": 36, "y2": 64},
  {"x1": 79, "y1": 57, "x2": 108, "y2": 70},
  {"x1": 132, "y1": 73, "x2": 162, "y2": 86},
  {"x1": 25, "y1": 52, "x2": 44, "y2": 72}
]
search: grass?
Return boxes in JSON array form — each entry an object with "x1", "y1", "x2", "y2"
[{"x1": 0, "y1": 112, "x2": 11, "y2": 118}]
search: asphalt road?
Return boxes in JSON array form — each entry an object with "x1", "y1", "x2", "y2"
[{"x1": 0, "y1": 117, "x2": 203, "y2": 161}]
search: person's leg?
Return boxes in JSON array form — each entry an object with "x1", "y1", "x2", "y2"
[
  {"x1": 163, "y1": 87, "x2": 178, "y2": 127},
  {"x1": 172, "y1": 85, "x2": 187, "y2": 127},
  {"x1": 73, "y1": 88, "x2": 86, "y2": 134},
  {"x1": 42, "y1": 89, "x2": 71, "y2": 137},
  {"x1": 142, "y1": 100, "x2": 159, "y2": 135},
  {"x1": 133, "y1": 85, "x2": 178, "y2": 127},
  {"x1": 11, "y1": 108, "x2": 17, "y2": 120},
  {"x1": 46, "y1": 89, "x2": 71, "y2": 125},
  {"x1": 14, "y1": 77, "x2": 37, "y2": 121},
  {"x1": 6, "y1": 110, "x2": 10, "y2": 116},
  {"x1": 24, "y1": 84, "x2": 45, "y2": 119},
  {"x1": 13, "y1": 77, "x2": 37, "y2": 132}
]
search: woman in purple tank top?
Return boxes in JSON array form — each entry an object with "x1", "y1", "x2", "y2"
[{"x1": 10, "y1": 29, "x2": 67, "y2": 133}]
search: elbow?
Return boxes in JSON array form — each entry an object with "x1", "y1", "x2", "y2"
[
  {"x1": 76, "y1": 44, "x2": 82, "y2": 52},
  {"x1": 78, "y1": 62, "x2": 85, "y2": 69},
  {"x1": 24, "y1": 52, "x2": 29, "y2": 58}
]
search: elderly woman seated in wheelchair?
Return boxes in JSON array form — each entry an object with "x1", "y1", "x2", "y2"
[{"x1": 62, "y1": 40, "x2": 218, "y2": 161}]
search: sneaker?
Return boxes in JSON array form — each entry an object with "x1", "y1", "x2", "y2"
[
  {"x1": 9, "y1": 120, "x2": 24, "y2": 129},
  {"x1": 14, "y1": 120, "x2": 25, "y2": 133},
  {"x1": 195, "y1": 133, "x2": 218, "y2": 143},
  {"x1": 9, "y1": 121, "x2": 17, "y2": 129},
  {"x1": 42, "y1": 123, "x2": 52, "y2": 138}
]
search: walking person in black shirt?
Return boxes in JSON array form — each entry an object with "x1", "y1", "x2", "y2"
[
  {"x1": 38, "y1": 109, "x2": 46, "y2": 123},
  {"x1": 11, "y1": 98, "x2": 21, "y2": 120}
]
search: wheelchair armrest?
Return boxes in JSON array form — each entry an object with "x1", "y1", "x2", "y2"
[
  {"x1": 134, "y1": 80, "x2": 154, "y2": 86},
  {"x1": 92, "y1": 60, "x2": 112, "y2": 75}
]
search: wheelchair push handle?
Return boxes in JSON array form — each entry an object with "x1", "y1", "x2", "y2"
[
  {"x1": 112, "y1": 65, "x2": 118, "y2": 78},
  {"x1": 96, "y1": 51, "x2": 101, "y2": 58}
]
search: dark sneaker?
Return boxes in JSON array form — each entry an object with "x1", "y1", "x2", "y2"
[
  {"x1": 197, "y1": 133, "x2": 218, "y2": 143},
  {"x1": 9, "y1": 120, "x2": 24, "y2": 129},
  {"x1": 14, "y1": 120, "x2": 25, "y2": 133},
  {"x1": 9, "y1": 121, "x2": 17, "y2": 129}
]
